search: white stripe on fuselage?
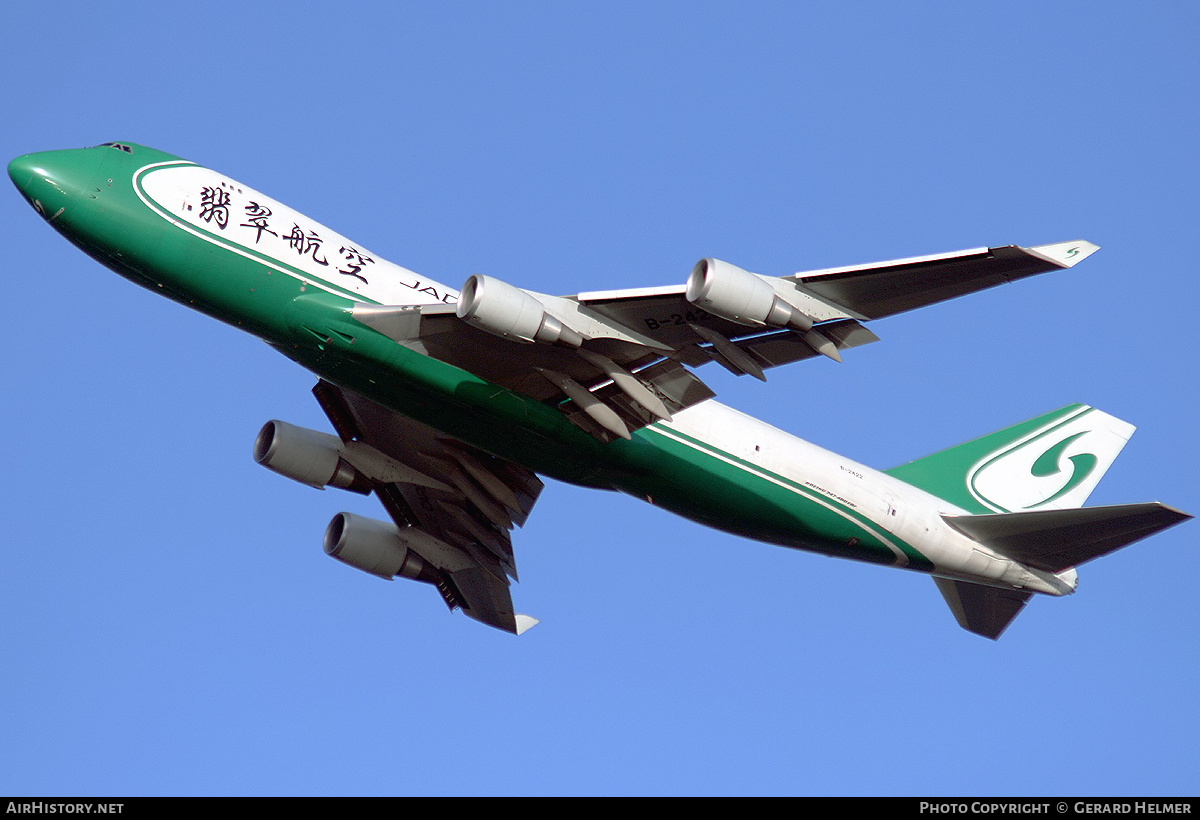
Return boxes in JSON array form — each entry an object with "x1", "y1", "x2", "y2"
[
  {"x1": 132, "y1": 161, "x2": 459, "y2": 307},
  {"x1": 652, "y1": 402, "x2": 923, "y2": 565},
  {"x1": 653, "y1": 402, "x2": 1057, "y2": 595}
]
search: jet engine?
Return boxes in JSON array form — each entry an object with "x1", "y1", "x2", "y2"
[
  {"x1": 253, "y1": 420, "x2": 371, "y2": 494},
  {"x1": 686, "y1": 258, "x2": 814, "y2": 332},
  {"x1": 456, "y1": 274, "x2": 583, "y2": 346},
  {"x1": 323, "y1": 512, "x2": 437, "y2": 583}
]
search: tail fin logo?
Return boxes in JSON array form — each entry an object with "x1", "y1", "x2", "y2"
[
  {"x1": 967, "y1": 407, "x2": 1134, "y2": 512},
  {"x1": 1026, "y1": 431, "x2": 1098, "y2": 508}
]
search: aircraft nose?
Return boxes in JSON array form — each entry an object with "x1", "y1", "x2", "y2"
[
  {"x1": 7, "y1": 153, "x2": 36, "y2": 192},
  {"x1": 8, "y1": 149, "x2": 99, "y2": 223}
]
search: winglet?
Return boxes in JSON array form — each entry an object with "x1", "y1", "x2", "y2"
[
  {"x1": 1025, "y1": 240, "x2": 1100, "y2": 269},
  {"x1": 514, "y1": 614, "x2": 540, "y2": 635}
]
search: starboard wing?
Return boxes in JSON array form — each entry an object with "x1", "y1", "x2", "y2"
[
  {"x1": 784, "y1": 240, "x2": 1099, "y2": 321},
  {"x1": 349, "y1": 241, "x2": 1095, "y2": 443}
]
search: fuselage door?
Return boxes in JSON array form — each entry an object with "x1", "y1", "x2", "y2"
[{"x1": 880, "y1": 491, "x2": 907, "y2": 535}]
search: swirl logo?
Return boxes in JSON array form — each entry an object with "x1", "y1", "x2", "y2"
[
  {"x1": 966, "y1": 407, "x2": 1131, "y2": 513},
  {"x1": 1026, "y1": 432, "x2": 1098, "y2": 508}
]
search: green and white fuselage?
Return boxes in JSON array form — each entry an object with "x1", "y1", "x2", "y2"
[{"x1": 10, "y1": 142, "x2": 1187, "y2": 638}]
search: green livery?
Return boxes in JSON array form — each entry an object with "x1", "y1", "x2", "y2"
[{"x1": 10, "y1": 142, "x2": 1190, "y2": 639}]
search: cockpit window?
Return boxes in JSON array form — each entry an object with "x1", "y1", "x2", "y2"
[{"x1": 96, "y1": 142, "x2": 133, "y2": 154}]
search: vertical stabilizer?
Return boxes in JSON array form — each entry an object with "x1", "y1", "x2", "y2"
[{"x1": 886, "y1": 404, "x2": 1135, "y2": 514}]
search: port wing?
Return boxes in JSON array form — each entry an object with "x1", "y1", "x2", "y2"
[{"x1": 314, "y1": 380, "x2": 544, "y2": 634}]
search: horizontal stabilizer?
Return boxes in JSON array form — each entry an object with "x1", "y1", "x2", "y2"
[
  {"x1": 943, "y1": 503, "x2": 1192, "y2": 573},
  {"x1": 934, "y1": 578, "x2": 1031, "y2": 640}
]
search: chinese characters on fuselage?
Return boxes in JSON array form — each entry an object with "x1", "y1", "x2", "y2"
[
  {"x1": 195, "y1": 181, "x2": 376, "y2": 287},
  {"x1": 189, "y1": 178, "x2": 454, "y2": 303}
]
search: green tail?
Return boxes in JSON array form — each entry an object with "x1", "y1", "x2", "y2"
[
  {"x1": 890, "y1": 405, "x2": 1191, "y2": 640},
  {"x1": 885, "y1": 404, "x2": 1135, "y2": 514}
]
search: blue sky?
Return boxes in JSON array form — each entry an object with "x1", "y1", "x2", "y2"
[{"x1": 2, "y1": 1, "x2": 1196, "y2": 796}]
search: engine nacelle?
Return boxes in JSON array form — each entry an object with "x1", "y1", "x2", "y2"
[
  {"x1": 323, "y1": 512, "x2": 435, "y2": 582},
  {"x1": 686, "y1": 258, "x2": 813, "y2": 332},
  {"x1": 456, "y1": 274, "x2": 583, "y2": 347},
  {"x1": 254, "y1": 420, "x2": 371, "y2": 494}
]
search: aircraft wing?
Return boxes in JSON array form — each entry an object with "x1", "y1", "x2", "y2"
[
  {"x1": 351, "y1": 293, "x2": 877, "y2": 443},
  {"x1": 312, "y1": 380, "x2": 544, "y2": 634},
  {"x1": 351, "y1": 241, "x2": 1096, "y2": 442},
  {"x1": 781, "y1": 240, "x2": 1100, "y2": 321}
]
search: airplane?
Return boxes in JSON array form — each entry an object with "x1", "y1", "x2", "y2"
[{"x1": 8, "y1": 141, "x2": 1190, "y2": 640}]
